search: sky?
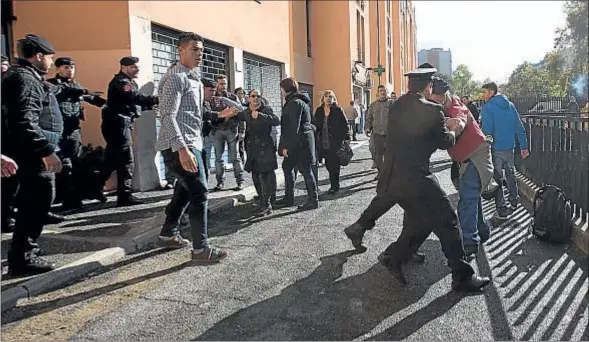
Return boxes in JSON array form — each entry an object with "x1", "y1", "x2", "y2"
[{"x1": 413, "y1": 1, "x2": 567, "y2": 83}]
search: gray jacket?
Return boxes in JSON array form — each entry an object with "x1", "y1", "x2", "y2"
[{"x1": 366, "y1": 99, "x2": 394, "y2": 136}]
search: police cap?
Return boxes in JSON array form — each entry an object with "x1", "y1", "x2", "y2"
[
  {"x1": 20, "y1": 34, "x2": 56, "y2": 55},
  {"x1": 404, "y1": 63, "x2": 437, "y2": 81},
  {"x1": 201, "y1": 78, "x2": 217, "y2": 89},
  {"x1": 55, "y1": 57, "x2": 75, "y2": 67},
  {"x1": 120, "y1": 56, "x2": 139, "y2": 66},
  {"x1": 432, "y1": 76, "x2": 450, "y2": 95}
]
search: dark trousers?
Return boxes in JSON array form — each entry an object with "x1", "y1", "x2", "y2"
[
  {"x1": 101, "y1": 126, "x2": 134, "y2": 199},
  {"x1": 9, "y1": 163, "x2": 55, "y2": 263},
  {"x1": 357, "y1": 175, "x2": 474, "y2": 280},
  {"x1": 282, "y1": 156, "x2": 318, "y2": 202},
  {"x1": 321, "y1": 149, "x2": 341, "y2": 190},
  {"x1": 372, "y1": 133, "x2": 387, "y2": 173},
  {"x1": 57, "y1": 129, "x2": 83, "y2": 205},
  {"x1": 252, "y1": 170, "x2": 277, "y2": 207},
  {"x1": 159, "y1": 148, "x2": 209, "y2": 250},
  {"x1": 238, "y1": 139, "x2": 246, "y2": 163},
  {"x1": 348, "y1": 120, "x2": 357, "y2": 140},
  {"x1": 1, "y1": 175, "x2": 18, "y2": 231}
]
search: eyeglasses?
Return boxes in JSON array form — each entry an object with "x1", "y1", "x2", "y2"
[{"x1": 250, "y1": 94, "x2": 259, "y2": 98}]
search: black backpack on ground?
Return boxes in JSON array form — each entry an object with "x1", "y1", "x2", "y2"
[{"x1": 531, "y1": 185, "x2": 573, "y2": 243}]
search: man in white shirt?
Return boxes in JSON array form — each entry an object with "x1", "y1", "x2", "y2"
[{"x1": 156, "y1": 32, "x2": 235, "y2": 263}]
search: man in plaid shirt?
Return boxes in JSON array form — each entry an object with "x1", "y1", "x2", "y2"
[{"x1": 156, "y1": 32, "x2": 236, "y2": 263}]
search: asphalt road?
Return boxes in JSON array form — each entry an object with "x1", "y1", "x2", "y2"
[{"x1": 1, "y1": 144, "x2": 587, "y2": 341}]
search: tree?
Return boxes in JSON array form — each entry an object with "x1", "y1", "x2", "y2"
[
  {"x1": 554, "y1": 0, "x2": 588, "y2": 75},
  {"x1": 502, "y1": 62, "x2": 562, "y2": 98},
  {"x1": 450, "y1": 64, "x2": 481, "y2": 98}
]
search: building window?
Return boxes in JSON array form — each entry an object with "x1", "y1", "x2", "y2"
[
  {"x1": 306, "y1": 0, "x2": 312, "y2": 57},
  {"x1": 356, "y1": 10, "x2": 365, "y2": 63}
]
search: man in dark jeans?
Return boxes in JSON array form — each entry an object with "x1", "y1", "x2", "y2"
[{"x1": 156, "y1": 32, "x2": 235, "y2": 263}]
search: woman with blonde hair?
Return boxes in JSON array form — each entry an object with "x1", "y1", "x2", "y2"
[{"x1": 312, "y1": 89, "x2": 350, "y2": 194}]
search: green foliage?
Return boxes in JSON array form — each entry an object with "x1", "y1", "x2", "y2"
[
  {"x1": 554, "y1": 0, "x2": 588, "y2": 75},
  {"x1": 450, "y1": 64, "x2": 482, "y2": 98},
  {"x1": 503, "y1": 62, "x2": 565, "y2": 98}
]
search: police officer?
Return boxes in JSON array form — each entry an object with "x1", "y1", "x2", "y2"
[
  {"x1": 2, "y1": 34, "x2": 63, "y2": 275},
  {"x1": 101, "y1": 56, "x2": 158, "y2": 206},
  {"x1": 344, "y1": 63, "x2": 491, "y2": 292},
  {"x1": 47, "y1": 57, "x2": 106, "y2": 209}
]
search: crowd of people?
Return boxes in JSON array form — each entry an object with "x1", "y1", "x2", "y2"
[{"x1": 2, "y1": 31, "x2": 531, "y2": 295}]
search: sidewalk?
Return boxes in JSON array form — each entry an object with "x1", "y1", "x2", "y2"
[{"x1": 1, "y1": 139, "x2": 369, "y2": 311}]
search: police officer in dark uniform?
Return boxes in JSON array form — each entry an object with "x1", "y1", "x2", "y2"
[
  {"x1": 2, "y1": 34, "x2": 63, "y2": 275},
  {"x1": 47, "y1": 57, "x2": 106, "y2": 209},
  {"x1": 101, "y1": 56, "x2": 158, "y2": 206},
  {"x1": 344, "y1": 63, "x2": 491, "y2": 292}
]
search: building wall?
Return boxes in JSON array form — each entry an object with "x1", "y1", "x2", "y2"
[
  {"x1": 12, "y1": 1, "x2": 132, "y2": 147},
  {"x1": 309, "y1": 0, "x2": 352, "y2": 109},
  {"x1": 290, "y1": 0, "x2": 313, "y2": 85}
]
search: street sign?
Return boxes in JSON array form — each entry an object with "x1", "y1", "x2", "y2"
[{"x1": 373, "y1": 65, "x2": 386, "y2": 76}]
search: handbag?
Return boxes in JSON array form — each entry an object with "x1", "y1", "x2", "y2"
[{"x1": 336, "y1": 140, "x2": 354, "y2": 166}]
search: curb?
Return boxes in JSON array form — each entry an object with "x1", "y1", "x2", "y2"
[
  {"x1": 516, "y1": 171, "x2": 589, "y2": 254},
  {"x1": 1, "y1": 140, "x2": 371, "y2": 313},
  {"x1": 1, "y1": 247, "x2": 126, "y2": 312}
]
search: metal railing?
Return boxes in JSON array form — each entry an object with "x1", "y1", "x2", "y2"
[{"x1": 515, "y1": 114, "x2": 589, "y2": 221}]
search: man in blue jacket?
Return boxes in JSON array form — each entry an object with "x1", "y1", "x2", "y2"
[{"x1": 481, "y1": 82, "x2": 529, "y2": 218}]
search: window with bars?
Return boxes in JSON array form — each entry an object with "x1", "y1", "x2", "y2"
[
  {"x1": 356, "y1": 10, "x2": 365, "y2": 63},
  {"x1": 243, "y1": 55, "x2": 282, "y2": 117}
]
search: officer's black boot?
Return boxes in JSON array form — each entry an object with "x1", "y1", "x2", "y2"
[
  {"x1": 7, "y1": 248, "x2": 55, "y2": 277},
  {"x1": 276, "y1": 176, "x2": 295, "y2": 207},
  {"x1": 117, "y1": 194, "x2": 144, "y2": 207},
  {"x1": 378, "y1": 253, "x2": 407, "y2": 285},
  {"x1": 344, "y1": 222, "x2": 368, "y2": 252},
  {"x1": 452, "y1": 274, "x2": 491, "y2": 292}
]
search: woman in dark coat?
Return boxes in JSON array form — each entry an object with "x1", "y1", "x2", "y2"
[
  {"x1": 234, "y1": 89, "x2": 280, "y2": 216},
  {"x1": 313, "y1": 89, "x2": 350, "y2": 194},
  {"x1": 277, "y1": 77, "x2": 318, "y2": 210}
]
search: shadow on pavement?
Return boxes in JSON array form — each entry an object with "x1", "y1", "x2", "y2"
[
  {"x1": 474, "y1": 196, "x2": 588, "y2": 341},
  {"x1": 1, "y1": 248, "x2": 179, "y2": 324},
  {"x1": 193, "y1": 240, "x2": 474, "y2": 341}
]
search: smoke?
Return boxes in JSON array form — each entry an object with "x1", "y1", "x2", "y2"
[{"x1": 571, "y1": 73, "x2": 588, "y2": 98}]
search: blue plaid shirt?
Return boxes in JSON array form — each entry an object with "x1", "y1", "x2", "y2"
[{"x1": 156, "y1": 63, "x2": 204, "y2": 152}]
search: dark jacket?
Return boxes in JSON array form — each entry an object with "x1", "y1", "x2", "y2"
[
  {"x1": 210, "y1": 91, "x2": 245, "y2": 134},
  {"x1": 102, "y1": 71, "x2": 157, "y2": 129},
  {"x1": 279, "y1": 91, "x2": 316, "y2": 165},
  {"x1": 313, "y1": 104, "x2": 350, "y2": 158},
  {"x1": 466, "y1": 102, "x2": 480, "y2": 122},
  {"x1": 377, "y1": 92, "x2": 456, "y2": 196},
  {"x1": 47, "y1": 75, "x2": 106, "y2": 136},
  {"x1": 236, "y1": 105, "x2": 280, "y2": 173},
  {"x1": 1, "y1": 59, "x2": 61, "y2": 161}
]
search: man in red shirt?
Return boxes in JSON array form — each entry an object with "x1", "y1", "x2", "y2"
[{"x1": 430, "y1": 77, "x2": 496, "y2": 259}]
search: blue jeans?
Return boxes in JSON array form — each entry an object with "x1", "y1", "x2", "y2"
[
  {"x1": 282, "y1": 156, "x2": 318, "y2": 202},
  {"x1": 203, "y1": 135, "x2": 213, "y2": 175},
  {"x1": 159, "y1": 148, "x2": 208, "y2": 250},
  {"x1": 458, "y1": 162, "x2": 491, "y2": 248},
  {"x1": 492, "y1": 149, "x2": 519, "y2": 213},
  {"x1": 213, "y1": 129, "x2": 244, "y2": 185}
]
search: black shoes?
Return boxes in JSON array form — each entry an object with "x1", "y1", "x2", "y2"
[
  {"x1": 213, "y1": 183, "x2": 224, "y2": 191},
  {"x1": 327, "y1": 187, "x2": 340, "y2": 195},
  {"x1": 275, "y1": 197, "x2": 294, "y2": 207},
  {"x1": 452, "y1": 274, "x2": 491, "y2": 292},
  {"x1": 378, "y1": 253, "x2": 407, "y2": 285},
  {"x1": 8, "y1": 254, "x2": 56, "y2": 277},
  {"x1": 116, "y1": 195, "x2": 145, "y2": 207},
  {"x1": 298, "y1": 200, "x2": 318, "y2": 211},
  {"x1": 344, "y1": 222, "x2": 367, "y2": 252}
]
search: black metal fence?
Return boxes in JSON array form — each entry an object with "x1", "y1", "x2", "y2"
[
  {"x1": 509, "y1": 96, "x2": 585, "y2": 115},
  {"x1": 515, "y1": 114, "x2": 589, "y2": 221}
]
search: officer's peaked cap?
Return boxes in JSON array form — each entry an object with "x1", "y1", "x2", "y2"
[
  {"x1": 432, "y1": 76, "x2": 450, "y2": 95},
  {"x1": 405, "y1": 63, "x2": 437, "y2": 81},
  {"x1": 202, "y1": 78, "x2": 217, "y2": 89},
  {"x1": 55, "y1": 57, "x2": 75, "y2": 67},
  {"x1": 19, "y1": 34, "x2": 56, "y2": 55},
  {"x1": 120, "y1": 56, "x2": 139, "y2": 66}
]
